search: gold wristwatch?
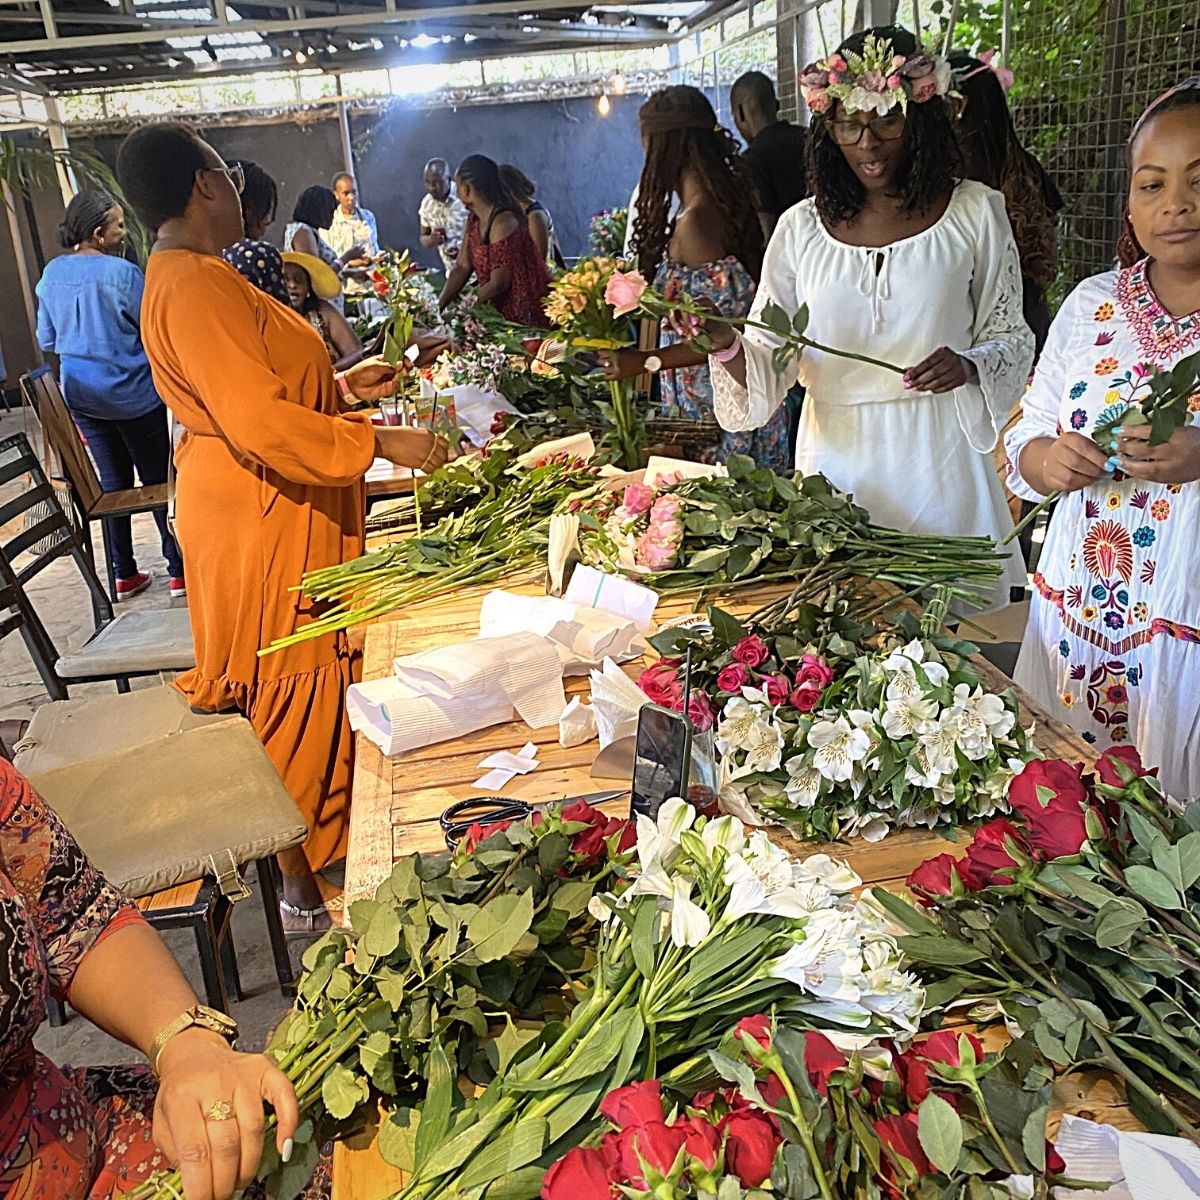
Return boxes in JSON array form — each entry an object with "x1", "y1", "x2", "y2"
[{"x1": 148, "y1": 1005, "x2": 239, "y2": 1075}]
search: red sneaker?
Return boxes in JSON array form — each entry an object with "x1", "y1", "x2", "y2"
[
  {"x1": 169, "y1": 577, "x2": 187, "y2": 598},
  {"x1": 115, "y1": 571, "x2": 152, "y2": 601}
]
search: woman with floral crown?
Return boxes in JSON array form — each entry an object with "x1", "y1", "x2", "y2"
[
  {"x1": 701, "y1": 25, "x2": 1032, "y2": 611},
  {"x1": 1007, "y1": 80, "x2": 1200, "y2": 796}
]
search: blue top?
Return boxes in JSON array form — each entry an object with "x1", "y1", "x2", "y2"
[{"x1": 35, "y1": 252, "x2": 162, "y2": 421}]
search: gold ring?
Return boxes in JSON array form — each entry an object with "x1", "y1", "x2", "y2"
[{"x1": 206, "y1": 1100, "x2": 235, "y2": 1122}]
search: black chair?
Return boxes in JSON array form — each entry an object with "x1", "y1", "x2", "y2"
[{"x1": 0, "y1": 432, "x2": 193, "y2": 700}]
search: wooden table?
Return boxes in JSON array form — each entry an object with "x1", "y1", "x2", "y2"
[{"x1": 332, "y1": 581, "x2": 1117, "y2": 1199}]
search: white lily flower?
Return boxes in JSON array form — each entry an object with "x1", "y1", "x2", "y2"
[
  {"x1": 670, "y1": 876, "x2": 711, "y2": 947},
  {"x1": 737, "y1": 718, "x2": 785, "y2": 776},
  {"x1": 808, "y1": 717, "x2": 871, "y2": 783},
  {"x1": 784, "y1": 757, "x2": 822, "y2": 809},
  {"x1": 770, "y1": 909, "x2": 864, "y2": 1001},
  {"x1": 723, "y1": 872, "x2": 768, "y2": 923},
  {"x1": 881, "y1": 694, "x2": 939, "y2": 739},
  {"x1": 716, "y1": 696, "x2": 767, "y2": 756},
  {"x1": 793, "y1": 854, "x2": 860, "y2": 895},
  {"x1": 627, "y1": 860, "x2": 674, "y2": 900},
  {"x1": 701, "y1": 814, "x2": 746, "y2": 857}
]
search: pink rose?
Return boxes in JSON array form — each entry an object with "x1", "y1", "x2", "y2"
[
  {"x1": 686, "y1": 690, "x2": 715, "y2": 732},
  {"x1": 764, "y1": 673, "x2": 792, "y2": 707},
  {"x1": 716, "y1": 663, "x2": 748, "y2": 694},
  {"x1": 806, "y1": 90, "x2": 830, "y2": 113},
  {"x1": 789, "y1": 654, "x2": 833, "y2": 711},
  {"x1": 622, "y1": 481, "x2": 655, "y2": 516},
  {"x1": 731, "y1": 636, "x2": 769, "y2": 669},
  {"x1": 828, "y1": 54, "x2": 847, "y2": 71},
  {"x1": 640, "y1": 662, "x2": 683, "y2": 707},
  {"x1": 910, "y1": 74, "x2": 939, "y2": 103},
  {"x1": 604, "y1": 269, "x2": 649, "y2": 318},
  {"x1": 887, "y1": 72, "x2": 902, "y2": 89}
]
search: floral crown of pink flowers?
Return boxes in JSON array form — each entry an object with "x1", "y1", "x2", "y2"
[{"x1": 799, "y1": 33, "x2": 952, "y2": 117}]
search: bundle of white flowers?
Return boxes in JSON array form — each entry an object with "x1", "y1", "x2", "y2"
[{"x1": 716, "y1": 638, "x2": 1036, "y2": 843}]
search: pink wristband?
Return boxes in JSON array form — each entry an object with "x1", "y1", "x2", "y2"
[
  {"x1": 712, "y1": 332, "x2": 742, "y2": 363},
  {"x1": 335, "y1": 372, "x2": 352, "y2": 401}
]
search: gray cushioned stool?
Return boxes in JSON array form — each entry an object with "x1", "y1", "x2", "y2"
[
  {"x1": 15, "y1": 687, "x2": 307, "y2": 1015},
  {"x1": 55, "y1": 607, "x2": 195, "y2": 681}
]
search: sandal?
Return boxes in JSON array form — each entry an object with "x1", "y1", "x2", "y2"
[{"x1": 280, "y1": 898, "x2": 334, "y2": 940}]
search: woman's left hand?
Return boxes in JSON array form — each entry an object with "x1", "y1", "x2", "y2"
[
  {"x1": 344, "y1": 355, "x2": 399, "y2": 402},
  {"x1": 597, "y1": 349, "x2": 647, "y2": 381},
  {"x1": 1116, "y1": 423, "x2": 1200, "y2": 484},
  {"x1": 153, "y1": 1030, "x2": 298, "y2": 1200},
  {"x1": 903, "y1": 348, "x2": 978, "y2": 394}
]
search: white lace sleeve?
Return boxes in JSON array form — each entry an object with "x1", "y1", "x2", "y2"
[
  {"x1": 956, "y1": 187, "x2": 1036, "y2": 455},
  {"x1": 1003, "y1": 283, "x2": 1086, "y2": 501},
  {"x1": 710, "y1": 211, "x2": 802, "y2": 434}
]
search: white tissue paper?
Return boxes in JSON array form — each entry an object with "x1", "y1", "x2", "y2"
[
  {"x1": 515, "y1": 431, "x2": 595, "y2": 468},
  {"x1": 563, "y1": 565, "x2": 659, "y2": 634},
  {"x1": 479, "y1": 588, "x2": 645, "y2": 674},
  {"x1": 644, "y1": 455, "x2": 728, "y2": 487},
  {"x1": 589, "y1": 657, "x2": 650, "y2": 749},
  {"x1": 347, "y1": 632, "x2": 565, "y2": 757},
  {"x1": 559, "y1": 696, "x2": 598, "y2": 748},
  {"x1": 472, "y1": 742, "x2": 539, "y2": 791},
  {"x1": 1051, "y1": 1114, "x2": 1200, "y2": 1200},
  {"x1": 444, "y1": 384, "x2": 520, "y2": 447}
]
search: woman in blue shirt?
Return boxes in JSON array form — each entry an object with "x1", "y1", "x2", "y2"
[{"x1": 36, "y1": 190, "x2": 184, "y2": 600}]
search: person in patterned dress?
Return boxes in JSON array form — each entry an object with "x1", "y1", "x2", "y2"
[
  {"x1": 1006, "y1": 81, "x2": 1200, "y2": 797},
  {"x1": 600, "y1": 85, "x2": 790, "y2": 471},
  {"x1": 0, "y1": 758, "x2": 298, "y2": 1199}
]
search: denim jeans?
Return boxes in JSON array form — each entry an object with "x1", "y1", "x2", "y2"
[{"x1": 71, "y1": 407, "x2": 184, "y2": 579}]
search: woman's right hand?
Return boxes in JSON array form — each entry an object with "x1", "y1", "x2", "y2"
[
  {"x1": 374, "y1": 427, "x2": 449, "y2": 472},
  {"x1": 1033, "y1": 432, "x2": 1111, "y2": 493},
  {"x1": 597, "y1": 349, "x2": 648, "y2": 381},
  {"x1": 666, "y1": 297, "x2": 736, "y2": 353}
]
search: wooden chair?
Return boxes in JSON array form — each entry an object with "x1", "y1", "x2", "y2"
[
  {"x1": 0, "y1": 433, "x2": 193, "y2": 699},
  {"x1": 20, "y1": 366, "x2": 169, "y2": 604}
]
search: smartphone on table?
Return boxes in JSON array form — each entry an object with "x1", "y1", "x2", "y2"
[{"x1": 630, "y1": 704, "x2": 692, "y2": 820}]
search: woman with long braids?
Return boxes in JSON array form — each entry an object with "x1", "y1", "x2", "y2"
[
  {"x1": 1007, "y1": 80, "x2": 1200, "y2": 795},
  {"x1": 438, "y1": 154, "x2": 551, "y2": 327},
  {"x1": 703, "y1": 26, "x2": 1032, "y2": 609},
  {"x1": 601, "y1": 86, "x2": 788, "y2": 470},
  {"x1": 950, "y1": 51, "x2": 1062, "y2": 355},
  {"x1": 35, "y1": 189, "x2": 185, "y2": 600}
]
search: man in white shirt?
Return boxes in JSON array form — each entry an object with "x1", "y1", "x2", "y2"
[{"x1": 418, "y1": 158, "x2": 468, "y2": 274}]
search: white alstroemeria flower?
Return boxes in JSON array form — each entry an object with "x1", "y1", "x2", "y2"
[
  {"x1": 737, "y1": 717, "x2": 785, "y2": 776},
  {"x1": 741, "y1": 684, "x2": 769, "y2": 705},
  {"x1": 915, "y1": 712, "x2": 961, "y2": 780},
  {"x1": 884, "y1": 640, "x2": 949, "y2": 689},
  {"x1": 793, "y1": 854, "x2": 861, "y2": 896},
  {"x1": 860, "y1": 967, "x2": 926, "y2": 1034},
  {"x1": 670, "y1": 876, "x2": 711, "y2": 947},
  {"x1": 952, "y1": 684, "x2": 1016, "y2": 760},
  {"x1": 716, "y1": 696, "x2": 767, "y2": 756},
  {"x1": 808, "y1": 717, "x2": 871, "y2": 783},
  {"x1": 881, "y1": 694, "x2": 939, "y2": 740},
  {"x1": 885, "y1": 666, "x2": 923, "y2": 702},
  {"x1": 626, "y1": 860, "x2": 674, "y2": 900},
  {"x1": 742, "y1": 830, "x2": 794, "y2": 889},
  {"x1": 846, "y1": 85, "x2": 892, "y2": 116},
  {"x1": 784, "y1": 756, "x2": 822, "y2": 809},
  {"x1": 770, "y1": 909, "x2": 864, "y2": 1001},
  {"x1": 701, "y1": 814, "x2": 746, "y2": 857},
  {"x1": 723, "y1": 866, "x2": 769, "y2": 923},
  {"x1": 791, "y1": 996, "x2": 872, "y2": 1029},
  {"x1": 588, "y1": 893, "x2": 615, "y2": 922}
]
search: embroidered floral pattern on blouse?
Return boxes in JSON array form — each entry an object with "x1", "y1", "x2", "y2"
[
  {"x1": 1069, "y1": 380, "x2": 1088, "y2": 400},
  {"x1": 1094, "y1": 303, "x2": 1114, "y2": 321},
  {"x1": 1094, "y1": 357, "x2": 1119, "y2": 375},
  {"x1": 1070, "y1": 409, "x2": 1087, "y2": 429},
  {"x1": 1116, "y1": 257, "x2": 1200, "y2": 361}
]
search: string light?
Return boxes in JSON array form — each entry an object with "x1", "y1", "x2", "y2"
[
  {"x1": 611, "y1": 71, "x2": 626, "y2": 94},
  {"x1": 295, "y1": 49, "x2": 307, "y2": 62},
  {"x1": 597, "y1": 92, "x2": 611, "y2": 115}
]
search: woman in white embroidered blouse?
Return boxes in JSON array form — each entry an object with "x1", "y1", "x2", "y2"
[
  {"x1": 706, "y1": 25, "x2": 1032, "y2": 610},
  {"x1": 1006, "y1": 82, "x2": 1200, "y2": 797}
]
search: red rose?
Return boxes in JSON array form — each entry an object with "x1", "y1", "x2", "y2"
[
  {"x1": 612, "y1": 1122, "x2": 686, "y2": 1183},
  {"x1": 639, "y1": 662, "x2": 684, "y2": 707},
  {"x1": 764, "y1": 673, "x2": 792, "y2": 707},
  {"x1": 721, "y1": 1109, "x2": 781, "y2": 1187},
  {"x1": 676, "y1": 1115, "x2": 721, "y2": 1170},
  {"x1": 460, "y1": 819, "x2": 515, "y2": 852},
  {"x1": 1094, "y1": 745, "x2": 1157, "y2": 787},
  {"x1": 541, "y1": 1146, "x2": 618, "y2": 1200},
  {"x1": 734, "y1": 1014, "x2": 772, "y2": 1050},
  {"x1": 803, "y1": 1031, "x2": 846, "y2": 1097},
  {"x1": 906, "y1": 852, "x2": 974, "y2": 902},
  {"x1": 523, "y1": 338, "x2": 544, "y2": 356},
  {"x1": 962, "y1": 818, "x2": 1027, "y2": 888},
  {"x1": 915, "y1": 1030, "x2": 984, "y2": 1071},
  {"x1": 789, "y1": 683, "x2": 823, "y2": 712},
  {"x1": 599, "y1": 1080, "x2": 665, "y2": 1129},
  {"x1": 686, "y1": 690, "x2": 716, "y2": 733},
  {"x1": 569, "y1": 823, "x2": 610, "y2": 868},
  {"x1": 874, "y1": 1112, "x2": 930, "y2": 1187},
  {"x1": 606, "y1": 816, "x2": 637, "y2": 854},
  {"x1": 562, "y1": 799, "x2": 604, "y2": 826},
  {"x1": 893, "y1": 1050, "x2": 930, "y2": 1105},
  {"x1": 731, "y1": 635, "x2": 770, "y2": 669},
  {"x1": 1008, "y1": 759, "x2": 1090, "y2": 820},
  {"x1": 717, "y1": 663, "x2": 749, "y2": 694},
  {"x1": 758, "y1": 1072, "x2": 786, "y2": 1109},
  {"x1": 1046, "y1": 1143, "x2": 1066, "y2": 1174}
]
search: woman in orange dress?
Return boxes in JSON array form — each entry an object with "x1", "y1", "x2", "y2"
[{"x1": 116, "y1": 124, "x2": 448, "y2": 934}]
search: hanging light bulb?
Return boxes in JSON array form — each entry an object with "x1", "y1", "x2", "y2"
[
  {"x1": 295, "y1": 48, "x2": 307, "y2": 62},
  {"x1": 598, "y1": 92, "x2": 611, "y2": 116},
  {"x1": 611, "y1": 71, "x2": 626, "y2": 94}
]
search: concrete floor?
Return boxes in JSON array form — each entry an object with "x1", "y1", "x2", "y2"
[{"x1": 0, "y1": 406, "x2": 297, "y2": 1066}]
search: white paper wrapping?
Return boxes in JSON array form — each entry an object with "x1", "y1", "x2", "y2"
[{"x1": 1053, "y1": 1115, "x2": 1200, "y2": 1200}]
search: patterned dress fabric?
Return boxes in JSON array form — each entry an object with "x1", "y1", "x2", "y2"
[
  {"x1": 1007, "y1": 258, "x2": 1200, "y2": 796},
  {"x1": 653, "y1": 256, "x2": 789, "y2": 472},
  {"x1": 0, "y1": 759, "x2": 162, "y2": 1198},
  {"x1": 223, "y1": 239, "x2": 289, "y2": 308},
  {"x1": 464, "y1": 213, "x2": 551, "y2": 329}
]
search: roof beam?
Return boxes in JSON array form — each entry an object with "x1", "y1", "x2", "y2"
[
  {"x1": 36, "y1": 0, "x2": 56, "y2": 38},
  {"x1": 0, "y1": 0, "x2": 685, "y2": 53}
]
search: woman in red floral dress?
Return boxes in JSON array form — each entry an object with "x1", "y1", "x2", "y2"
[
  {"x1": 0, "y1": 758, "x2": 297, "y2": 1198},
  {"x1": 438, "y1": 154, "x2": 551, "y2": 328}
]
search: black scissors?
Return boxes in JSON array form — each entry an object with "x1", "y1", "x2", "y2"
[{"x1": 441, "y1": 788, "x2": 629, "y2": 851}]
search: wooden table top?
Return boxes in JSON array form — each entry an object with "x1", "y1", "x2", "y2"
[{"x1": 331, "y1": 579, "x2": 1110, "y2": 1199}]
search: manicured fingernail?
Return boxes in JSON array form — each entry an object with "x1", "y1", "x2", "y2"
[
  {"x1": 282, "y1": 1138, "x2": 294, "y2": 1163},
  {"x1": 1105, "y1": 456, "x2": 1119, "y2": 470},
  {"x1": 1113, "y1": 426, "x2": 1125, "y2": 434}
]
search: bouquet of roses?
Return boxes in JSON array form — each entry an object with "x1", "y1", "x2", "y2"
[
  {"x1": 709, "y1": 630, "x2": 1032, "y2": 842},
  {"x1": 580, "y1": 460, "x2": 1009, "y2": 611},
  {"x1": 1006, "y1": 347, "x2": 1200, "y2": 543},
  {"x1": 587, "y1": 207, "x2": 629, "y2": 260},
  {"x1": 386, "y1": 800, "x2": 925, "y2": 1199},
  {"x1": 876, "y1": 748, "x2": 1200, "y2": 1142},
  {"x1": 130, "y1": 800, "x2": 635, "y2": 1200}
]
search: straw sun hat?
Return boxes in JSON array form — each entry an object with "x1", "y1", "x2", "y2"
[{"x1": 281, "y1": 250, "x2": 340, "y2": 300}]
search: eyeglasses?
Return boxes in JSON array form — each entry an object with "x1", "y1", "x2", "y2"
[
  {"x1": 827, "y1": 111, "x2": 906, "y2": 146},
  {"x1": 203, "y1": 162, "x2": 245, "y2": 194}
]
